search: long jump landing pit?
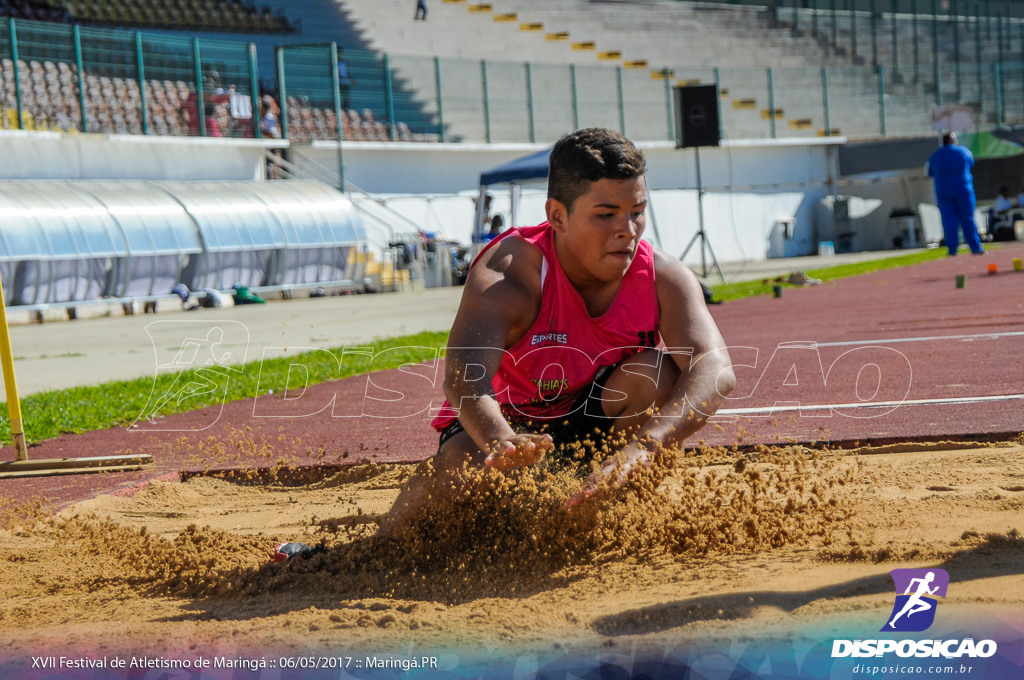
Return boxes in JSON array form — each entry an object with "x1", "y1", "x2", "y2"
[
  {"x1": 1, "y1": 433, "x2": 1022, "y2": 679},
  {"x1": 1, "y1": 244, "x2": 1023, "y2": 677}
]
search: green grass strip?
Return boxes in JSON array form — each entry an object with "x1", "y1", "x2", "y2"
[
  {"x1": 0, "y1": 247, "x2": 963, "y2": 444},
  {"x1": 0, "y1": 330, "x2": 450, "y2": 444},
  {"x1": 708, "y1": 248, "x2": 950, "y2": 302}
]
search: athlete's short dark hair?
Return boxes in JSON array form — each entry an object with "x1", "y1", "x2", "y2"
[{"x1": 547, "y1": 128, "x2": 647, "y2": 213}]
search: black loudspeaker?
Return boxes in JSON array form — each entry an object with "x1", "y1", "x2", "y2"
[{"x1": 674, "y1": 85, "x2": 721, "y2": 149}]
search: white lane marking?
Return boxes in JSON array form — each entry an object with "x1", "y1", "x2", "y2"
[
  {"x1": 718, "y1": 393, "x2": 1024, "y2": 415},
  {"x1": 813, "y1": 331, "x2": 1024, "y2": 348}
]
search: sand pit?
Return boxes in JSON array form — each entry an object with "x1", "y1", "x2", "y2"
[{"x1": 1, "y1": 435, "x2": 1022, "y2": 676}]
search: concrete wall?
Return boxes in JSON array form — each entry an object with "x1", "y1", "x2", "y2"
[
  {"x1": 2, "y1": 129, "x2": 944, "y2": 267},
  {"x1": 0, "y1": 131, "x2": 278, "y2": 181},
  {"x1": 310, "y1": 136, "x2": 845, "y2": 263}
]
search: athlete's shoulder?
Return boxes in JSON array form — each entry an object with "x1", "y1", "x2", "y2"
[
  {"x1": 459, "y1": 225, "x2": 546, "y2": 345},
  {"x1": 475, "y1": 225, "x2": 544, "y2": 268},
  {"x1": 650, "y1": 246, "x2": 690, "y2": 279},
  {"x1": 650, "y1": 247, "x2": 705, "y2": 306},
  {"x1": 467, "y1": 225, "x2": 545, "y2": 301}
]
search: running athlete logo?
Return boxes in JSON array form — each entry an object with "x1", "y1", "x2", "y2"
[
  {"x1": 131, "y1": 320, "x2": 249, "y2": 432},
  {"x1": 881, "y1": 568, "x2": 949, "y2": 632}
]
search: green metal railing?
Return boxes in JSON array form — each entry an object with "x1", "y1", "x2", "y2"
[
  {"x1": 0, "y1": 17, "x2": 257, "y2": 137},
  {"x1": 4, "y1": 13, "x2": 1024, "y2": 144}
]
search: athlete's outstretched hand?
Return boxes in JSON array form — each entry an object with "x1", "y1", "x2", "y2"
[
  {"x1": 484, "y1": 433, "x2": 554, "y2": 470},
  {"x1": 564, "y1": 445, "x2": 653, "y2": 507}
]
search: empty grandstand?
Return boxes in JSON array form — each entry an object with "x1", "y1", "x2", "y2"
[
  {"x1": 0, "y1": 0, "x2": 298, "y2": 33},
  {"x1": 4, "y1": 0, "x2": 1024, "y2": 142}
]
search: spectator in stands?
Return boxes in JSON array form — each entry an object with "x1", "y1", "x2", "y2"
[
  {"x1": 927, "y1": 132, "x2": 984, "y2": 256},
  {"x1": 204, "y1": 100, "x2": 223, "y2": 137},
  {"x1": 990, "y1": 184, "x2": 1021, "y2": 241},
  {"x1": 180, "y1": 69, "x2": 231, "y2": 137},
  {"x1": 260, "y1": 95, "x2": 281, "y2": 139},
  {"x1": 204, "y1": 69, "x2": 223, "y2": 93},
  {"x1": 485, "y1": 212, "x2": 504, "y2": 240},
  {"x1": 260, "y1": 95, "x2": 284, "y2": 177},
  {"x1": 1016, "y1": 184, "x2": 1024, "y2": 208},
  {"x1": 474, "y1": 192, "x2": 496, "y2": 243},
  {"x1": 336, "y1": 49, "x2": 355, "y2": 111},
  {"x1": 415, "y1": 0, "x2": 428, "y2": 20},
  {"x1": 180, "y1": 92, "x2": 200, "y2": 135},
  {"x1": 481, "y1": 196, "x2": 505, "y2": 242},
  {"x1": 993, "y1": 185, "x2": 1014, "y2": 215}
]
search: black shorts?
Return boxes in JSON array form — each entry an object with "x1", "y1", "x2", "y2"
[{"x1": 437, "y1": 365, "x2": 616, "y2": 469}]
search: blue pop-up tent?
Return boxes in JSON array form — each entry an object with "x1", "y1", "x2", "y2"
[
  {"x1": 474, "y1": 148, "x2": 552, "y2": 245},
  {"x1": 480, "y1": 148, "x2": 552, "y2": 186}
]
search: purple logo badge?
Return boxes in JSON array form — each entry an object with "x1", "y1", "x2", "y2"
[{"x1": 881, "y1": 568, "x2": 949, "y2": 632}]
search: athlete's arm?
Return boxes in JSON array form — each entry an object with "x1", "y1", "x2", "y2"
[
  {"x1": 443, "y1": 236, "x2": 553, "y2": 468},
  {"x1": 569, "y1": 250, "x2": 735, "y2": 503},
  {"x1": 637, "y1": 250, "x2": 735, "y2": 446}
]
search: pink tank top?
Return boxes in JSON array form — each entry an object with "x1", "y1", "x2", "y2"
[{"x1": 432, "y1": 223, "x2": 660, "y2": 431}]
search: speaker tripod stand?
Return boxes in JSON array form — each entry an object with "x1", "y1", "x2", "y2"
[{"x1": 679, "y1": 146, "x2": 725, "y2": 282}]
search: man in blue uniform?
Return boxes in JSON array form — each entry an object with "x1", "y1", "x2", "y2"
[{"x1": 927, "y1": 132, "x2": 984, "y2": 256}]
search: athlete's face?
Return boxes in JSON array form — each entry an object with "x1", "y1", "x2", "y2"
[{"x1": 546, "y1": 176, "x2": 647, "y2": 286}]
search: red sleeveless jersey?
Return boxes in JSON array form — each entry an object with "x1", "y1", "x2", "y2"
[{"x1": 432, "y1": 223, "x2": 660, "y2": 431}]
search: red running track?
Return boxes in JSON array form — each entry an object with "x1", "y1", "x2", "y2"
[
  {"x1": 3, "y1": 242, "x2": 1023, "y2": 508},
  {"x1": 698, "y1": 242, "x2": 1024, "y2": 448}
]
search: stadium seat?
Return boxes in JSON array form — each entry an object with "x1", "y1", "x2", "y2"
[
  {"x1": 151, "y1": 111, "x2": 169, "y2": 135},
  {"x1": 345, "y1": 109, "x2": 363, "y2": 140},
  {"x1": 360, "y1": 119, "x2": 376, "y2": 141},
  {"x1": 42, "y1": 0, "x2": 297, "y2": 33},
  {"x1": 311, "y1": 108, "x2": 329, "y2": 139},
  {"x1": 328, "y1": 111, "x2": 341, "y2": 140}
]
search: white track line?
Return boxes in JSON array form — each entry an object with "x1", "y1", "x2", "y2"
[
  {"x1": 813, "y1": 331, "x2": 1024, "y2": 348},
  {"x1": 718, "y1": 393, "x2": 1024, "y2": 416}
]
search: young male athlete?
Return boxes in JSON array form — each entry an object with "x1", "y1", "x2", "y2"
[{"x1": 378, "y1": 128, "x2": 735, "y2": 535}]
